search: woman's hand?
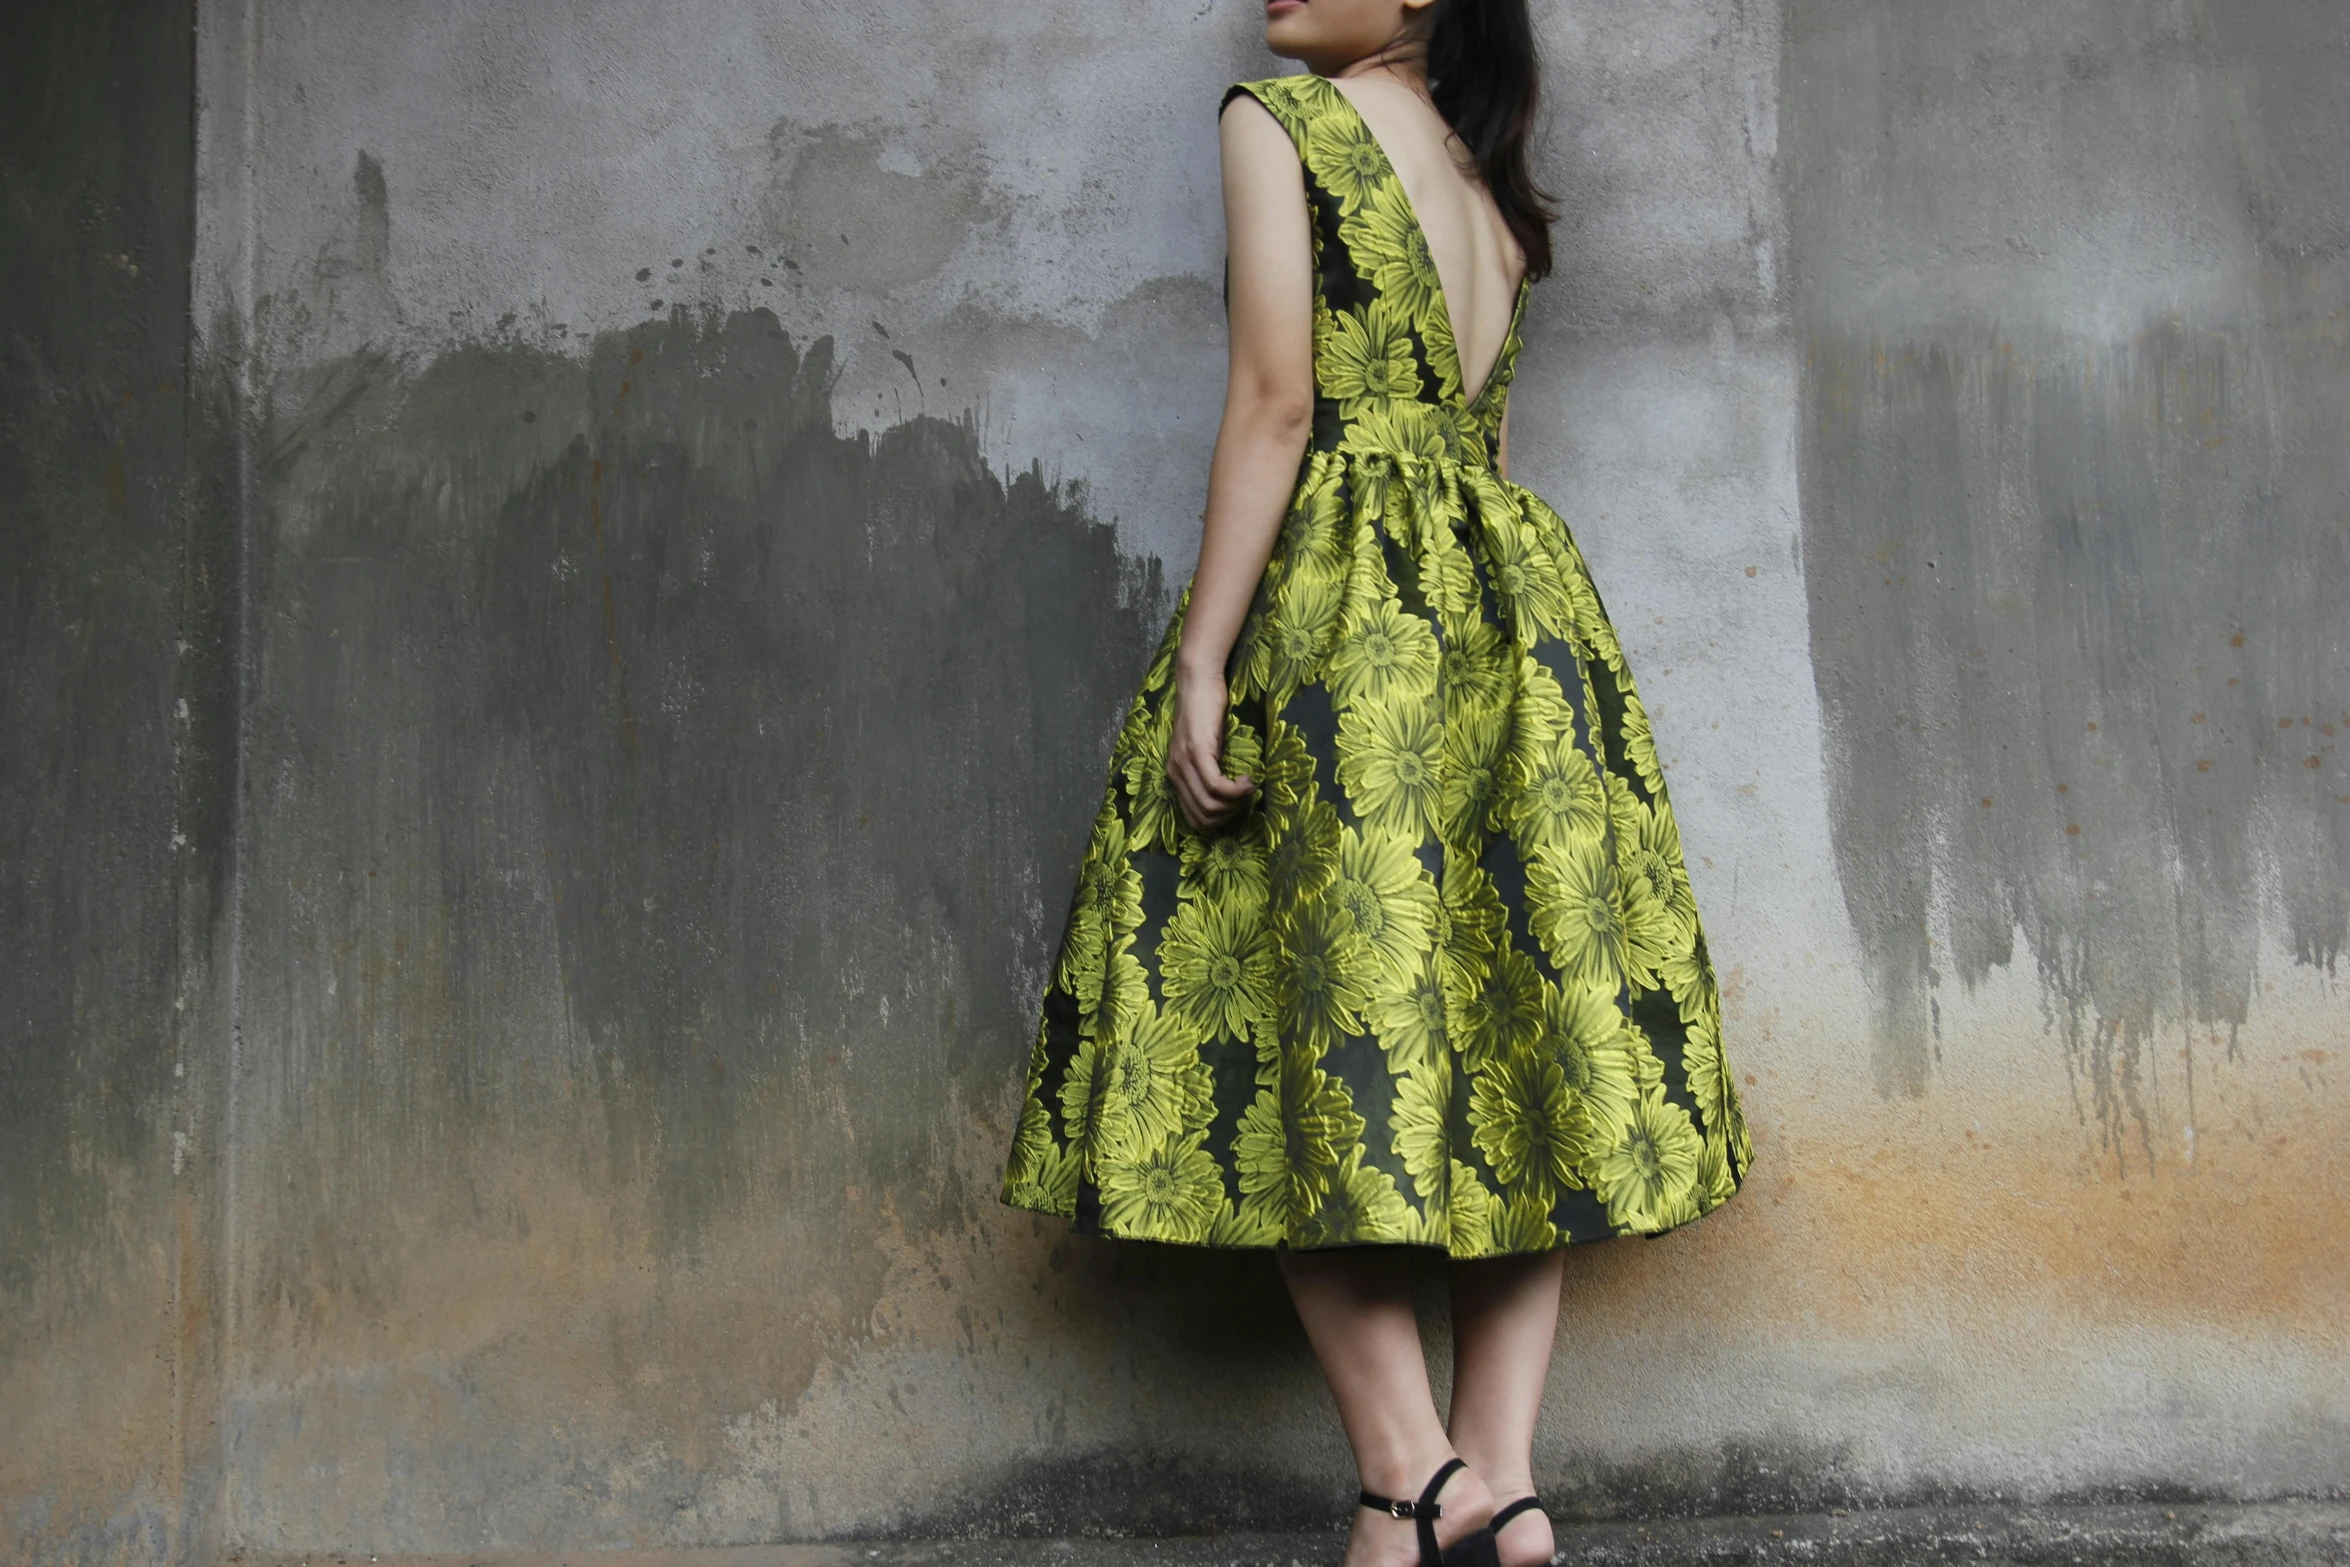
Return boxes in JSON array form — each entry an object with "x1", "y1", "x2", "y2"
[{"x1": 1166, "y1": 664, "x2": 1255, "y2": 832}]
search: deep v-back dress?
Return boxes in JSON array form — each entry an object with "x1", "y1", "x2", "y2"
[{"x1": 1000, "y1": 74, "x2": 1752, "y2": 1255}]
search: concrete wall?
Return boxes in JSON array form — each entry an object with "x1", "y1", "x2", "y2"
[
  {"x1": 1, "y1": 4, "x2": 236, "y2": 1563},
  {"x1": 3, "y1": 0, "x2": 2343, "y2": 1561}
]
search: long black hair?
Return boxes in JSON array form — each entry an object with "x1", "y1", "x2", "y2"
[{"x1": 1422, "y1": 0, "x2": 1556, "y2": 279}]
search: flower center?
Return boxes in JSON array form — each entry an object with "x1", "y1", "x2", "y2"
[
  {"x1": 1270, "y1": 838, "x2": 1317, "y2": 905},
  {"x1": 1335, "y1": 878, "x2": 1383, "y2": 940},
  {"x1": 1294, "y1": 952, "x2": 1332, "y2": 997},
  {"x1": 1628, "y1": 1129, "x2": 1662, "y2": 1183},
  {"x1": 1559, "y1": 1043, "x2": 1592, "y2": 1094}
]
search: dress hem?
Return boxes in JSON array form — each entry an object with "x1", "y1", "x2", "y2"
[{"x1": 994, "y1": 1182, "x2": 1745, "y2": 1259}]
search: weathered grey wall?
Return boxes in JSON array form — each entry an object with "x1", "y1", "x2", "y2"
[
  {"x1": 1, "y1": 4, "x2": 235, "y2": 1564},
  {"x1": 4, "y1": 1, "x2": 2345, "y2": 1562},
  {"x1": 1775, "y1": 0, "x2": 2348, "y2": 1496},
  {"x1": 1789, "y1": 0, "x2": 2350, "y2": 1104}
]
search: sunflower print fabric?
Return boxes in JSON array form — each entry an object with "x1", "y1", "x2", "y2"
[{"x1": 1000, "y1": 74, "x2": 1751, "y2": 1255}]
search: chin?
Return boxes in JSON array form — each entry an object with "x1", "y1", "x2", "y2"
[{"x1": 1262, "y1": 4, "x2": 1317, "y2": 60}]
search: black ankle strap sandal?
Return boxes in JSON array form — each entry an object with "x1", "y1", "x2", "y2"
[
  {"x1": 1489, "y1": 1494, "x2": 1547, "y2": 1533},
  {"x1": 1358, "y1": 1457, "x2": 1501, "y2": 1567}
]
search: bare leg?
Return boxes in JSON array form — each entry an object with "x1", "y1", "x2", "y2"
[
  {"x1": 1446, "y1": 1251, "x2": 1565, "y2": 1567},
  {"x1": 1279, "y1": 1248, "x2": 1498, "y2": 1567}
]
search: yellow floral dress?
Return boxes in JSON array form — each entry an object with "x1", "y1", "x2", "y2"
[{"x1": 1001, "y1": 74, "x2": 1751, "y2": 1255}]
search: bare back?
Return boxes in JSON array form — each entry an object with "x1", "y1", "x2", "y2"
[{"x1": 1329, "y1": 72, "x2": 1526, "y2": 399}]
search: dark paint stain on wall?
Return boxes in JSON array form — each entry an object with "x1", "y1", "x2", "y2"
[
  {"x1": 227, "y1": 307, "x2": 1170, "y2": 1534},
  {"x1": 1799, "y1": 318, "x2": 2349, "y2": 1124},
  {"x1": 0, "y1": 2, "x2": 234, "y2": 1565},
  {"x1": 1788, "y1": 4, "x2": 2350, "y2": 1131},
  {"x1": 351, "y1": 151, "x2": 390, "y2": 275}
]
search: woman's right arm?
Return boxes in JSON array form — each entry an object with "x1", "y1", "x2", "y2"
[{"x1": 1165, "y1": 93, "x2": 1317, "y2": 832}]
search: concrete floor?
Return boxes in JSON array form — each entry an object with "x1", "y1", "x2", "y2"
[{"x1": 217, "y1": 1500, "x2": 2350, "y2": 1567}]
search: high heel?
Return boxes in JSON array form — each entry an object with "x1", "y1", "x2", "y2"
[
  {"x1": 1487, "y1": 1495, "x2": 1548, "y2": 1565},
  {"x1": 1357, "y1": 1456, "x2": 1501, "y2": 1567}
]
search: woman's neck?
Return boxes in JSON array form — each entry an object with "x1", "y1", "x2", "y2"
[{"x1": 1325, "y1": 43, "x2": 1429, "y2": 94}]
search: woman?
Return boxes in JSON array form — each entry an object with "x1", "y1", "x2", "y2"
[{"x1": 1002, "y1": 2, "x2": 1753, "y2": 1564}]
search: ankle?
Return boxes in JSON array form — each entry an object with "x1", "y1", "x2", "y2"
[
  {"x1": 1450, "y1": 1450, "x2": 1531, "y2": 1494},
  {"x1": 1357, "y1": 1438, "x2": 1462, "y2": 1504},
  {"x1": 1361, "y1": 1451, "x2": 1497, "y2": 1534}
]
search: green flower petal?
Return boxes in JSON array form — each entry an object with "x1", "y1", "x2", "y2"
[
  {"x1": 1526, "y1": 840, "x2": 1630, "y2": 996},
  {"x1": 1388, "y1": 1060, "x2": 1451, "y2": 1202},
  {"x1": 1328, "y1": 823, "x2": 1439, "y2": 989},
  {"x1": 1369, "y1": 956, "x2": 1450, "y2": 1077},
  {"x1": 1312, "y1": 1143, "x2": 1412, "y2": 1245},
  {"x1": 1097, "y1": 1129, "x2": 1226, "y2": 1243},
  {"x1": 1469, "y1": 1045, "x2": 1582, "y2": 1205},
  {"x1": 1235, "y1": 1053, "x2": 1364, "y2": 1239},
  {"x1": 1454, "y1": 941, "x2": 1547, "y2": 1073},
  {"x1": 1161, "y1": 895, "x2": 1274, "y2": 1045},
  {"x1": 1339, "y1": 186, "x2": 1446, "y2": 328},
  {"x1": 1303, "y1": 109, "x2": 1390, "y2": 214},
  {"x1": 1504, "y1": 732, "x2": 1609, "y2": 860},
  {"x1": 1273, "y1": 894, "x2": 1376, "y2": 1054},
  {"x1": 1105, "y1": 1002, "x2": 1216, "y2": 1148},
  {"x1": 1337, "y1": 691, "x2": 1443, "y2": 842},
  {"x1": 1329, "y1": 593, "x2": 1441, "y2": 714},
  {"x1": 1318, "y1": 299, "x2": 1424, "y2": 405},
  {"x1": 1589, "y1": 1088, "x2": 1704, "y2": 1235}
]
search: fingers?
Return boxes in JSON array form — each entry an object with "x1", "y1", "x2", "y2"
[
  {"x1": 1165, "y1": 671, "x2": 1257, "y2": 832},
  {"x1": 1166, "y1": 745, "x2": 1205, "y2": 832},
  {"x1": 1167, "y1": 734, "x2": 1255, "y2": 832},
  {"x1": 1201, "y1": 767, "x2": 1255, "y2": 801},
  {"x1": 1170, "y1": 753, "x2": 1239, "y2": 832}
]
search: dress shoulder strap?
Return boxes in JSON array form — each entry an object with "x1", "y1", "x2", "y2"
[{"x1": 1220, "y1": 75, "x2": 1322, "y2": 155}]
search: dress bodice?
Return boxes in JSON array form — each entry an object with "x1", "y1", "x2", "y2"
[{"x1": 1225, "y1": 74, "x2": 1530, "y2": 471}]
